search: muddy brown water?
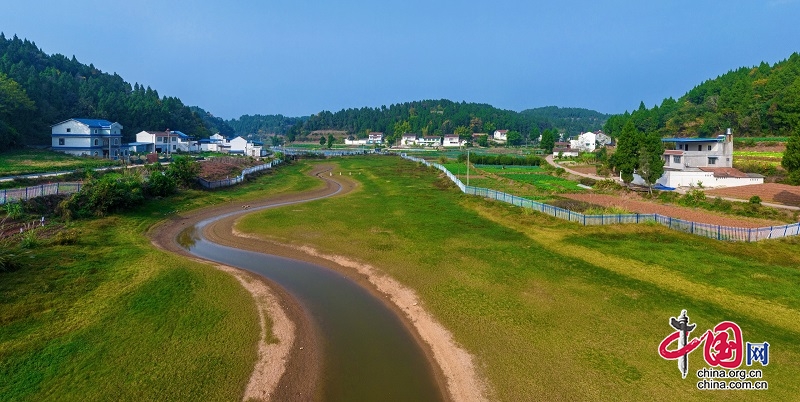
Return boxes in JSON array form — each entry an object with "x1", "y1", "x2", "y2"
[{"x1": 178, "y1": 204, "x2": 445, "y2": 401}]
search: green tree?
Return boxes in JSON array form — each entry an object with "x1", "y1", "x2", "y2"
[
  {"x1": 166, "y1": 155, "x2": 200, "y2": 187},
  {"x1": 506, "y1": 131, "x2": 523, "y2": 146},
  {"x1": 540, "y1": 129, "x2": 556, "y2": 153},
  {"x1": 319, "y1": 136, "x2": 326, "y2": 146},
  {"x1": 637, "y1": 132, "x2": 665, "y2": 194},
  {"x1": 0, "y1": 72, "x2": 36, "y2": 148},
  {"x1": 782, "y1": 126, "x2": 800, "y2": 183},
  {"x1": 476, "y1": 135, "x2": 489, "y2": 147},
  {"x1": 326, "y1": 134, "x2": 335, "y2": 148},
  {"x1": 454, "y1": 125, "x2": 471, "y2": 140},
  {"x1": 611, "y1": 121, "x2": 644, "y2": 184}
]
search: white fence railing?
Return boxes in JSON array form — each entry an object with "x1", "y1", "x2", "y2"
[
  {"x1": 197, "y1": 159, "x2": 283, "y2": 189},
  {"x1": 0, "y1": 182, "x2": 83, "y2": 205},
  {"x1": 400, "y1": 154, "x2": 800, "y2": 242}
]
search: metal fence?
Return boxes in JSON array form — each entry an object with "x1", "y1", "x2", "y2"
[
  {"x1": 0, "y1": 182, "x2": 83, "y2": 205},
  {"x1": 197, "y1": 159, "x2": 283, "y2": 189},
  {"x1": 401, "y1": 154, "x2": 800, "y2": 242}
]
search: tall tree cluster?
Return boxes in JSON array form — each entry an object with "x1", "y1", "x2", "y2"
[
  {"x1": 0, "y1": 33, "x2": 218, "y2": 147},
  {"x1": 611, "y1": 121, "x2": 664, "y2": 190},
  {"x1": 604, "y1": 52, "x2": 800, "y2": 138}
]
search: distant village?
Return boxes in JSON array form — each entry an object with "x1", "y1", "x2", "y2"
[{"x1": 49, "y1": 118, "x2": 762, "y2": 189}]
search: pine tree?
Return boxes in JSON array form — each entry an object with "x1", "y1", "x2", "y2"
[{"x1": 612, "y1": 121, "x2": 644, "y2": 184}]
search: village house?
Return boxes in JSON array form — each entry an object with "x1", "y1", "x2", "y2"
[
  {"x1": 493, "y1": 129, "x2": 508, "y2": 143},
  {"x1": 632, "y1": 129, "x2": 764, "y2": 188},
  {"x1": 344, "y1": 137, "x2": 368, "y2": 145},
  {"x1": 367, "y1": 132, "x2": 384, "y2": 144},
  {"x1": 400, "y1": 133, "x2": 418, "y2": 146},
  {"x1": 552, "y1": 141, "x2": 579, "y2": 158},
  {"x1": 418, "y1": 136, "x2": 442, "y2": 147},
  {"x1": 569, "y1": 130, "x2": 612, "y2": 152},
  {"x1": 51, "y1": 118, "x2": 124, "y2": 159},
  {"x1": 443, "y1": 134, "x2": 466, "y2": 147},
  {"x1": 134, "y1": 130, "x2": 198, "y2": 154}
]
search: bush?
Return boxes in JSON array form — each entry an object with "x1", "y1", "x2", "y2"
[
  {"x1": 4, "y1": 202, "x2": 23, "y2": 219},
  {"x1": 749, "y1": 195, "x2": 762, "y2": 205},
  {"x1": 680, "y1": 189, "x2": 707, "y2": 206},
  {"x1": 579, "y1": 177, "x2": 597, "y2": 186},
  {"x1": 146, "y1": 172, "x2": 177, "y2": 197},
  {"x1": 59, "y1": 173, "x2": 145, "y2": 217},
  {"x1": 166, "y1": 156, "x2": 201, "y2": 187}
]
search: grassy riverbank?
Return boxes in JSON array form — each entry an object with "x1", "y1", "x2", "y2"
[
  {"x1": 238, "y1": 156, "x2": 800, "y2": 401},
  {"x1": 0, "y1": 162, "x2": 320, "y2": 400}
]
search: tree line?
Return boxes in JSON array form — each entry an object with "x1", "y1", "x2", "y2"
[
  {"x1": 226, "y1": 101, "x2": 609, "y2": 144},
  {"x1": 604, "y1": 52, "x2": 800, "y2": 139},
  {"x1": 0, "y1": 33, "x2": 228, "y2": 149}
]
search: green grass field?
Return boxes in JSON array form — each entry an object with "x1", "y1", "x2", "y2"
[
  {"x1": 0, "y1": 149, "x2": 121, "y2": 177},
  {"x1": 734, "y1": 151, "x2": 784, "y2": 158},
  {"x1": 237, "y1": 156, "x2": 800, "y2": 401},
  {"x1": 0, "y1": 162, "x2": 321, "y2": 401}
]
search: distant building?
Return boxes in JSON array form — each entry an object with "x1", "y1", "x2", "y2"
[
  {"x1": 51, "y1": 118, "x2": 123, "y2": 159},
  {"x1": 367, "y1": 132, "x2": 384, "y2": 144},
  {"x1": 400, "y1": 133, "x2": 418, "y2": 146},
  {"x1": 552, "y1": 141, "x2": 578, "y2": 158},
  {"x1": 443, "y1": 134, "x2": 465, "y2": 147},
  {"x1": 632, "y1": 129, "x2": 763, "y2": 188},
  {"x1": 493, "y1": 129, "x2": 508, "y2": 143},
  {"x1": 418, "y1": 136, "x2": 442, "y2": 147},
  {"x1": 569, "y1": 130, "x2": 613, "y2": 152},
  {"x1": 135, "y1": 130, "x2": 196, "y2": 154}
]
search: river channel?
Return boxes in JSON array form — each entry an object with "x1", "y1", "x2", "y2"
[{"x1": 176, "y1": 184, "x2": 446, "y2": 401}]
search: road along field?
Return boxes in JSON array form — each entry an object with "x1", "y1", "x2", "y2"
[{"x1": 235, "y1": 156, "x2": 800, "y2": 402}]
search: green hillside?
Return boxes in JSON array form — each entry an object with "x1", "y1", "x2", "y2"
[{"x1": 605, "y1": 52, "x2": 800, "y2": 138}]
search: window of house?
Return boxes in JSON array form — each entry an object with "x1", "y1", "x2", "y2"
[
  {"x1": 673, "y1": 155, "x2": 681, "y2": 163},
  {"x1": 94, "y1": 139, "x2": 99, "y2": 146},
  {"x1": 707, "y1": 145, "x2": 712, "y2": 151},
  {"x1": 66, "y1": 128, "x2": 71, "y2": 133},
  {"x1": 698, "y1": 145, "x2": 702, "y2": 151},
  {"x1": 58, "y1": 138, "x2": 65, "y2": 145},
  {"x1": 94, "y1": 129, "x2": 98, "y2": 134},
  {"x1": 708, "y1": 157, "x2": 717, "y2": 165},
  {"x1": 114, "y1": 138, "x2": 119, "y2": 145},
  {"x1": 684, "y1": 144, "x2": 689, "y2": 151}
]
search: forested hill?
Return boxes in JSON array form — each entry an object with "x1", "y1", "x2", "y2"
[
  {"x1": 0, "y1": 33, "x2": 223, "y2": 148},
  {"x1": 604, "y1": 52, "x2": 800, "y2": 139},
  {"x1": 226, "y1": 101, "x2": 609, "y2": 141}
]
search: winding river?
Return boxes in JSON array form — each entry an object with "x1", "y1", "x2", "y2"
[{"x1": 173, "y1": 167, "x2": 446, "y2": 401}]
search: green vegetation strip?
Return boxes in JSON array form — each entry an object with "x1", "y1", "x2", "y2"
[
  {"x1": 0, "y1": 149, "x2": 120, "y2": 177},
  {"x1": 0, "y1": 162, "x2": 320, "y2": 401},
  {"x1": 237, "y1": 156, "x2": 800, "y2": 402}
]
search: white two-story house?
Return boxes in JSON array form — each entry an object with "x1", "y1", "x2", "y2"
[
  {"x1": 51, "y1": 118, "x2": 123, "y2": 159},
  {"x1": 632, "y1": 129, "x2": 763, "y2": 188},
  {"x1": 443, "y1": 135, "x2": 465, "y2": 147}
]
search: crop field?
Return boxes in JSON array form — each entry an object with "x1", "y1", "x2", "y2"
[
  {"x1": 0, "y1": 149, "x2": 120, "y2": 176},
  {"x1": 443, "y1": 162, "x2": 584, "y2": 195},
  {"x1": 237, "y1": 156, "x2": 800, "y2": 402}
]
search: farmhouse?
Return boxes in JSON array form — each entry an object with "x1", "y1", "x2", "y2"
[
  {"x1": 51, "y1": 118, "x2": 123, "y2": 159},
  {"x1": 632, "y1": 129, "x2": 764, "y2": 188},
  {"x1": 418, "y1": 136, "x2": 442, "y2": 147},
  {"x1": 552, "y1": 142, "x2": 579, "y2": 158},
  {"x1": 569, "y1": 130, "x2": 612, "y2": 152},
  {"x1": 443, "y1": 135, "x2": 465, "y2": 147},
  {"x1": 135, "y1": 130, "x2": 198, "y2": 154},
  {"x1": 493, "y1": 129, "x2": 508, "y2": 143},
  {"x1": 367, "y1": 132, "x2": 384, "y2": 144},
  {"x1": 400, "y1": 133, "x2": 418, "y2": 146}
]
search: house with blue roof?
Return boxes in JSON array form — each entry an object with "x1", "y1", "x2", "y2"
[{"x1": 51, "y1": 118, "x2": 123, "y2": 159}]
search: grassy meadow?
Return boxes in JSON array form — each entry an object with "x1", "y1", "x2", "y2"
[
  {"x1": 237, "y1": 156, "x2": 800, "y2": 401},
  {"x1": 0, "y1": 162, "x2": 320, "y2": 401},
  {"x1": 0, "y1": 149, "x2": 121, "y2": 177}
]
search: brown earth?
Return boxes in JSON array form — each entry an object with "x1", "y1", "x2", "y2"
[
  {"x1": 199, "y1": 157, "x2": 263, "y2": 181},
  {"x1": 705, "y1": 183, "x2": 800, "y2": 207},
  {"x1": 149, "y1": 164, "x2": 487, "y2": 402},
  {"x1": 559, "y1": 193, "x2": 785, "y2": 228}
]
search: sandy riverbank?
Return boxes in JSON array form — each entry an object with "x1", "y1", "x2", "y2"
[{"x1": 150, "y1": 163, "x2": 487, "y2": 401}]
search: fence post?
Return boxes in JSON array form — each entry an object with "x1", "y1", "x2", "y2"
[{"x1": 717, "y1": 225, "x2": 721, "y2": 240}]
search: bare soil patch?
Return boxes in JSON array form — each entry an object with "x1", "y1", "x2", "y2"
[
  {"x1": 559, "y1": 193, "x2": 784, "y2": 228},
  {"x1": 705, "y1": 183, "x2": 800, "y2": 207},
  {"x1": 199, "y1": 157, "x2": 263, "y2": 181},
  {"x1": 568, "y1": 166, "x2": 599, "y2": 175}
]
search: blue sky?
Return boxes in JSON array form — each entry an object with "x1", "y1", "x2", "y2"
[{"x1": 2, "y1": 1, "x2": 799, "y2": 119}]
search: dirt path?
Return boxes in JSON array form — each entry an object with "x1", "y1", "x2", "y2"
[{"x1": 149, "y1": 163, "x2": 487, "y2": 402}]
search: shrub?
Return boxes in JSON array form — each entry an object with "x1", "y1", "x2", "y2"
[
  {"x1": 59, "y1": 173, "x2": 145, "y2": 217},
  {"x1": 4, "y1": 202, "x2": 23, "y2": 219},
  {"x1": 680, "y1": 189, "x2": 706, "y2": 206},
  {"x1": 146, "y1": 172, "x2": 177, "y2": 197},
  {"x1": 579, "y1": 177, "x2": 597, "y2": 187},
  {"x1": 166, "y1": 156, "x2": 201, "y2": 187},
  {"x1": 749, "y1": 195, "x2": 762, "y2": 205}
]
